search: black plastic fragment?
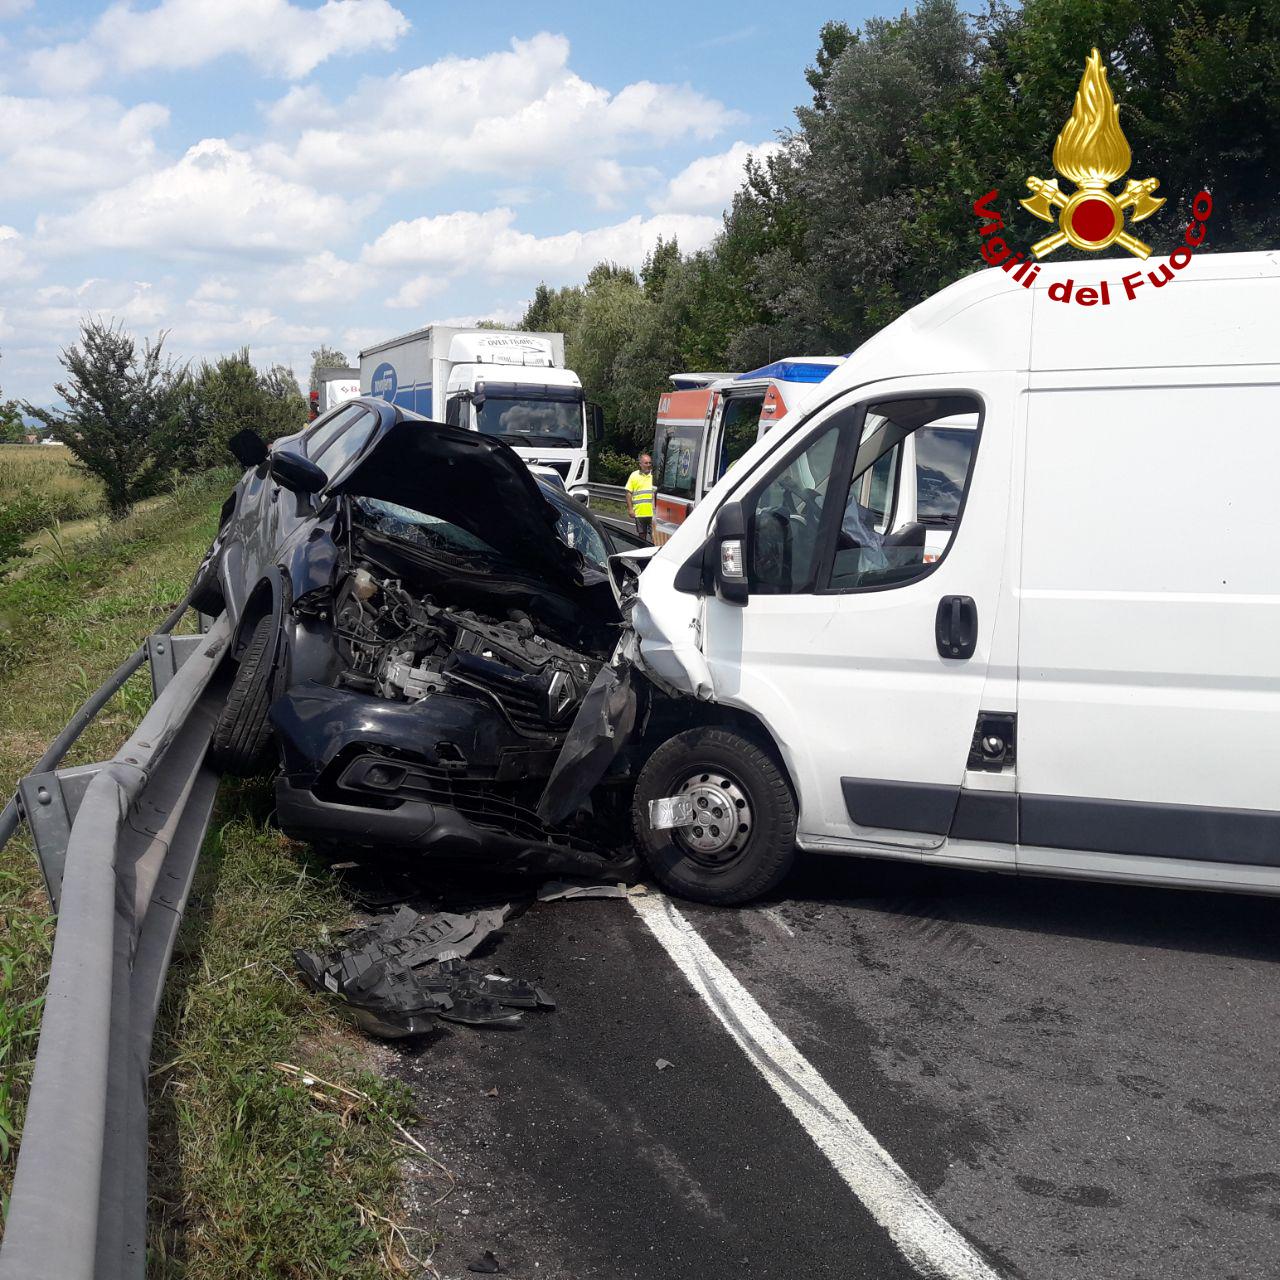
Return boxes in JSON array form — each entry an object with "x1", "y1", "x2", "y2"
[{"x1": 294, "y1": 904, "x2": 554, "y2": 1039}]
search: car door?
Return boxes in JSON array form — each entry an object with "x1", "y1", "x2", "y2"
[{"x1": 698, "y1": 373, "x2": 1019, "y2": 851}]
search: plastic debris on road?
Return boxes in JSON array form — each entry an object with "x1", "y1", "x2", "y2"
[{"x1": 294, "y1": 904, "x2": 555, "y2": 1038}]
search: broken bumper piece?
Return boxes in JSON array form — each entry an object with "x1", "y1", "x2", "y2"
[{"x1": 294, "y1": 905, "x2": 555, "y2": 1038}]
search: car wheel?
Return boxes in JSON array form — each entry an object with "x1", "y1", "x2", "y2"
[
  {"x1": 189, "y1": 536, "x2": 226, "y2": 617},
  {"x1": 631, "y1": 727, "x2": 797, "y2": 904},
  {"x1": 210, "y1": 614, "x2": 279, "y2": 776}
]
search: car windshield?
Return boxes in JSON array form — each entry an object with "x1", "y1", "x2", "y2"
[
  {"x1": 542, "y1": 486, "x2": 610, "y2": 572},
  {"x1": 353, "y1": 498, "x2": 504, "y2": 560},
  {"x1": 476, "y1": 396, "x2": 583, "y2": 448},
  {"x1": 353, "y1": 485, "x2": 608, "y2": 573}
]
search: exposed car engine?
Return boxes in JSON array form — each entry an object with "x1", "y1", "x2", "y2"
[{"x1": 332, "y1": 564, "x2": 600, "y2": 735}]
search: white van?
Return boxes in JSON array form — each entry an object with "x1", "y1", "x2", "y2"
[{"x1": 602, "y1": 249, "x2": 1280, "y2": 903}]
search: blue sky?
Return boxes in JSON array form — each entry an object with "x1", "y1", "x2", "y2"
[{"x1": 0, "y1": 0, "x2": 883, "y2": 404}]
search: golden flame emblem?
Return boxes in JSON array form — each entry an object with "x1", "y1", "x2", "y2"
[{"x1": 1021, "y1": 49, "x2": 1164, "y2": 259}]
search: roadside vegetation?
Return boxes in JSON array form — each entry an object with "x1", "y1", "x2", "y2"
[
  {"x1": 530, "y1": 0, "x2": 1280, "y2": 464},
  {"x1": 0, "y1": 476, "x2": 422, "y2": 1274}
]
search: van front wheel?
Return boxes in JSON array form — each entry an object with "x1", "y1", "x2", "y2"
[{"x1": 631, "y1": 727, "x2": 797, "y2": 904}]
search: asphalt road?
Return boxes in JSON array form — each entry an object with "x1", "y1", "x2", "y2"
[{"x1": 393, "y1": 857, "x2": 1280, "y2": 1280}]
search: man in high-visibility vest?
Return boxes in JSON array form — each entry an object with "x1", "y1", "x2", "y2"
[{"x1": 625, "y1": 453, "x2": 655, "y2": 541}]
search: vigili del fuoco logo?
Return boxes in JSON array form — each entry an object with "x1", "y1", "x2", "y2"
[{"x1": 971, "y1": 48, "x2": 1213, "y2": 306}]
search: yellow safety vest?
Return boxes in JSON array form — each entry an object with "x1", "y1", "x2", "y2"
[{"x1": 626, "y1": 470, "x2": 655, "y2": 518}]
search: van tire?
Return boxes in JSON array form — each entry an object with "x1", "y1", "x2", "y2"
[
  {"x1": 210, "y1": 614, "x2": 278, "y2": 776},
  {"x1": 631, "y1": 727, "x2": 797, "y2": 904}
]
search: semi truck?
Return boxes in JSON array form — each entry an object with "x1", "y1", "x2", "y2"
[
  {"x1": 359, "y1": 327, "x2": 601, "y2": 500},
  {"x1": 649, "y1": 357, "x2": 843, "y2": 545},
  {"x1": 309, "y1": 366, "x2": 361, "y2": 420}
]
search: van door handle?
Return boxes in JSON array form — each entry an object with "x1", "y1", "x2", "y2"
[{"x1": 936, "y1": 595, "x2": 977, "y2": 659}]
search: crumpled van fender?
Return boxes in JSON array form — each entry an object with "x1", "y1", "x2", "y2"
[{"x1": 628, "y1": 556, "x2": 716, "y2": 700}]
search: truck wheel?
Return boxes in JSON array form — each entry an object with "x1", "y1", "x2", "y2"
[
  {"x1": 631, "y1": 727, "x2": 797, "y2": 904},
  {"x1": 210, "y1": 614, "x2": 279, "y2": 776},
  {"x1": 189, "y1": 536, "x2": 226, "y2": 617}
]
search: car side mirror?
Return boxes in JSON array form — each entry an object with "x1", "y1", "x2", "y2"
[
  {"x1": 589, "y1": 402, "x2": 605, "y2": 443},
  {"x1": 473, "y1": 382, "x2": 486, "y2": 412},
  {"x1": 711, "y1": 499, "x2": 748, "y2": 605},
  {"x1": 228, "y1": 428, "x2": 269, "y2": 469},
  {"x1": 269, "y1": 449, "x2": 327, "y2": 495}
]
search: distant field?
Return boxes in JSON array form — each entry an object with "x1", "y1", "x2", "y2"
[
  {"x1": 0, "y1": 444, "x2": 101, "y2": 508},
  {"x1": 0, "y1": 445, "x2": 104, "y2": 568}
]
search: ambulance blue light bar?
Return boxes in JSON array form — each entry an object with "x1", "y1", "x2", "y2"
[{"x1": 736, "y1": 357, "x2": 844, "y2": 384}]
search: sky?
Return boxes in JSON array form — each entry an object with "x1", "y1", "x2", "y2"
[{"x1": 0, "y1": 0, "x2": 884, "y2": 406}]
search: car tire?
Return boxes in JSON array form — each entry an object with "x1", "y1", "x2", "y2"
[
  {"x1": 631, "y1": 727, "x2": 797, "y2": 904},
  {"x1": 210, "y1": 614, "x2": 279, "y2": 776},
  {"x1": 189, "y1": 537, "x2": 226, "y2": 617}
]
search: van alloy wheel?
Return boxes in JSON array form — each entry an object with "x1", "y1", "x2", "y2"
[{"x1": 673, "y1": 772, "x2": 753, "y2": 866}]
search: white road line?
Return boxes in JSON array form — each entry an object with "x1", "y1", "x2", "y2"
[
  {"x1": 759, "y1": 905, "x2": 795, "y2": 937},
  {"x1": 631, "y1": 893, "x2": 1001, "y2": 1280}
]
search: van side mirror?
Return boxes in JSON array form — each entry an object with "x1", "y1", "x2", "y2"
[
  {"x1": 711, "y1": 499, "x2": 748, "y2": 605},
  {"x1": 589, "y1": 402, "x2": 605, "y2": 443},
  {"x1": 269, "y1": 449, "x2": 327, "y2": 495},
  {"x1": 228, "y1": 428, "x2": 269, "y2": 469}
]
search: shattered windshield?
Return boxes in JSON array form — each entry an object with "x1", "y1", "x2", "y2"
[
  {"x1": 476, "y1": 397, "x2": 584, "y2": 448},
  {"x1": 353, "y1": 497, "x2": 503, "y2": 560}
]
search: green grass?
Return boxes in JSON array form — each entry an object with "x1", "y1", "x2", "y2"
[
  {"x1": 0, "y1": 474, "x2": 423, "y2": 1275},
  {"x1": 0, "y1": 445, "x2": 104, "y2": 569},
  {"x1": 0, "y1": 445, "x2": 101, "y2": 509}
]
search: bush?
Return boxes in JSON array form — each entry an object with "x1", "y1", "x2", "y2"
[{"x1": 591, "y1": 447, "x2": 639, "y2": 485}]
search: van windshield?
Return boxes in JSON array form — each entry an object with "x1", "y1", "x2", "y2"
[{"x1": 476, "y1": 395, "x2": 584, "y2": 448}]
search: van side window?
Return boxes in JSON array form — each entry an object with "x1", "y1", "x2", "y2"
[
  {"x1": 746, "y1": 421, "x2": 842, "y2": 594},
  {"x1": 828, "y1": 394, "x2": 981, "y2": 591}
]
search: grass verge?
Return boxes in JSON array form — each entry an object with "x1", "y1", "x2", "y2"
[{"x1": 0, "y1": 473, "x2": 420, "y2": 1275}]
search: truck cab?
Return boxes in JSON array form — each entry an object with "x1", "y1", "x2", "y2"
[
  {"x1": 360, "y1": 328, "x2": 602, "y2": 501},
  {"x1": 650, "y1": 357, "x2": 842, "y2": 545}
]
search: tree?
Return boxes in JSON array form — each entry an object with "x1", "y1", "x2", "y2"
[
  {"x1": 0, "y1": 351, "x2": 26, "y2": 442},
  {"x1": 308, "y1": 344, "x2": 349, "y2": 393},
  {"x1": 26, "y1": 320, "x2": 183, "y2": 518},
  {"x1": 194, "y1": 350, "x2": 307, "y2": 468}
]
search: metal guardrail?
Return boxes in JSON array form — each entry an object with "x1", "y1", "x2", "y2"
[
  {"x1": 585, "y1": 481, "x2": 627, "y2": 505},
  {"x1": 0, "y1": 613, "x2": 231, "y2": 1280}
]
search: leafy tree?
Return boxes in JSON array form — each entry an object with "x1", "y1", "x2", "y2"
[
  {"x1": 0, "y1": 352, "x2": 27, "y2": 442},
  {"x1": 26, "y1": 320, "x2": 183, "y2": 518},
  {"x1": 520, "y1": 282, "x2": 585, "y2": 335},
  {"x1": 641, "y1": 237, "x2": 681, "y2": 300},
  {"x1": 195, "y1": 349, "x2": 307, "y2": 467},
  {"x1": 308, "y1": 344, "x2": 349, "y2": 393}
]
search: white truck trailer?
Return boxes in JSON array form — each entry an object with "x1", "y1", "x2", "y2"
[
  {"x1": 310, "y1": 366, "x2": 361, "y2": 419},
  {"x1": 359, "y1": 327, "x2": 601, "y2": 500}
]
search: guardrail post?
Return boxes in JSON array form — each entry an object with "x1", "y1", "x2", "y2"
[
  {"x1": 146, "y1": 633, "x2": 205, "y2": 700},
  {"x1": 17, "y1": 765, "x2": 102, "y2": 913}
]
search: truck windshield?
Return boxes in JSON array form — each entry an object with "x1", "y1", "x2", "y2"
[{"x1": 476, "y1": 396, "x2": 584, "y2": 448}]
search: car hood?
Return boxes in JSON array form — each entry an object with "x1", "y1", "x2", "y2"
[{"x1": 331, "y1": 418, "x2": 590, "y2": 591}]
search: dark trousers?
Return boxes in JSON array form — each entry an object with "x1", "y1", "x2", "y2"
[{"x1": 634, "y1": 516, "x2": 653, "y2": 541}]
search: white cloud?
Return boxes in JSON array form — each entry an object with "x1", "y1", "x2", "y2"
[
  {"x1": 259, "y1": 33, "x2": 741, "y2": 191},
  {"x1": 29, "y1": 0, "x2": 408, "y2": 88},
  {"x1": 388, "y1": 274, "x2": 444, "y2": 309},
  {"x1": 0, "y1": 0, "x2": 33, "y2": 18},
  {"x1": 38, "y1": 138, "x2": 359, "y2": 258},
  {"x1": 270, "y1": 250, "x2": 369, "y2": 304},
  {"x1": 650, "y1": 140, "x2": 783, "y2": 214},
  {"x1": 0, "y1": 93, "x2": 168, "y2": 198},
  {"x1": 363, "y1": 207, "x2": 721, "y2": 279},
  {"x1": 0, "y1": 225, "x2": 37, "y2": 283},
  {"x1": 578, "y1": 159, "x2": 663, "y2": 211}
]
